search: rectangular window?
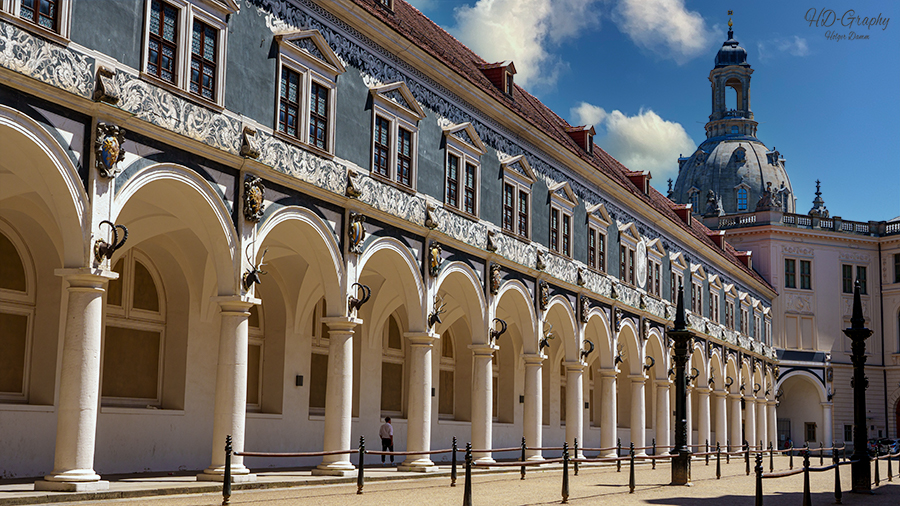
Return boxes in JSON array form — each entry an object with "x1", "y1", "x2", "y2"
[
  {"x1": 857, "y1": 266, "x2": 867, "y2": 294},
  {"x1": 842, "y1": 264, "x2": 853, "y2": 293},
  {"x1": 396, "y1": 128, "x2": 412, "y2": 186},
  {"x1": 598, "y1": 232, "x2": 606, "y2": 273},
  {"x1": 373, "y1": 116, "x2": 391, "y2": 177},
  {"x1": 463, "y1": 162, "x2": 477, "y2": 215},
  {"x1": 800, "y1": 260, "x2": 811, "y2": 290},
  {"x1": 844, "y1": 425, "x2": 853, "y2": 443},
  {"x1": 309, "y1": 353, "x2": 328, "y2": 410},
  {"x1": 725, "y1": 301, "x2": 734, "y2": 329},
  {"x1": 439, "y1": 370, "x2": 454, "y2": 416},
  {"x1": 628, "y1": 248, "x2": 635, "y2": 284},
  {"x1": 784, "y1": 259, "x2": 796, "y2": 289},
  {"x1": 446, "y1": 154, "x2": 459, "y2": 208},
  {"x1": 550, "y1": 208, "x2": 560, "y2": 253},
  {"x1": 741, "y1": 308, "x2": 749, "y2": 334},
  {"x1": 518, "y1": 190, "x2": 528, "y2": 237},
  {"x1": 670, "y1": 272, "x2": 683, "y2": 302},
  {"x1": 562, "y1": 214, "x2": 571, "y2": 257},
  {"x1": 502, "y1": 183, "x2": 515, "y2": 232},
  {"x1": 588, "y1": 228, "x2": 596, "y2": 269},
  {"x1": 621, "y1": 246, "x2": 627, "y2": 284},
  {"x1": 20, "y1": 0, "x2": 58, "y2": 31},
  {"x1": 710, "y1": 293, "x2": 720, "y2": 323},
  {"x1": 309, "y1": 82, "x2": 329, "y2": 150},
  {"x1": 148, "y1": 0, "x2": 178, "y2": 83},
  {"x1": 805, "y1": 422, "x2": 816, "y2": 443},
  {"x1": 895, "y1": 254, "x2": 900, "y2": 283},
  {"x1": 278, "y1": 67, "x2": 301, "y2": 138},
  {"x1": 189, "y1": 19, "x2": 217, "y2": 100}
]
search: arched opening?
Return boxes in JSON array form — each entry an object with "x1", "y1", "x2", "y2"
[
  {"x1": 737, "y1": 187, "x2": 748, "y2": 211},
  {"x1": 725, "y1": 77, "x2": 743, "y2": 111},
  {"x1": 381, "y1": 313, "x2": 408, "y2": 419},
  {"x1": 776, "y1": 372, "x2": 826, "y2": 450},
  {"x1": 0, "y1": 226, "x2": 34, "y2": 403},
  {"x1": 307, "y1": 297, "x2": 329, "y2": 416}
]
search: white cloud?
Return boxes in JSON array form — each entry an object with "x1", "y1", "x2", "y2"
[
  {"x1": 757, "y1": 36, "x2": 809, "y2": 62},
  {"x1": 571, "y1": 102, "x2": 695, "y2": 184},
  {"x1": 450, "y1": 0, "x2": 601, "y2": 90},
  {"x1": 612, "y1": 0, "x2": 717, "y2": 64}
]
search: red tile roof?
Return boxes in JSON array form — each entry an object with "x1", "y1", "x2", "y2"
[{"x1": 347, "y1": 0, "x2": 775, "y2": 294}]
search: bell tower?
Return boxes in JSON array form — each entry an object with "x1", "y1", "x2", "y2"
[{"x1": 706, "y1": 14, "x2": 757, "y2": 139}]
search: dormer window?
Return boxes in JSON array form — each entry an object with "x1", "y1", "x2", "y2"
[
  {"x1": 505, "y1": 72, "x2": 514, "y2": 96},
  {"x1": 443, "y1": 123, "x2": 486, "y2": 217},
  {"x1": 376, "y1": 0, "x2": 393, "y2": 10},
  {"x1": 478, "y1": 61, "x2": 516, "y2": 98},
  {"x1": 501, "y1": 155, "x2": 535, "y2": 240},
  {"x1": 549, "y1": 182, "x2": 578, "y2": 258},
  {"x1": 625, "y1": 171, "x2": 651, "y2": 195},
  {"x1": 565, "y1": 125, "x2": 595, "y2": 154}
]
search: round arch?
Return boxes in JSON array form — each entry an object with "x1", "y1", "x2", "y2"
[
  {"x1": 434, "y1": 261, "x2": 487, "y2": 339},
  {"x1": 584, "y1": 308, "x2": 612, "y2": 370},
  {"x1": 545, "y1": 296, "x2": 578, "y2": 361},
  {"x1": 357, "y1": 236, "x2": 426, "y2": 332},
  {"x1": 495, "y1": 280, "x2": 537, "y2": 353},
  {"x1": 616, "y1": 319, "x2": 642, "y2": 376}
]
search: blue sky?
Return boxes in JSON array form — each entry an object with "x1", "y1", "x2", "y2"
[{"x1": 408, "y1": 0, "x2": 899, "y2": 221}]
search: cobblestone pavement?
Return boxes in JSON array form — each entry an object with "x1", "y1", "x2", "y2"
[{"x1": 57, "y1": 456, "x2": 899, "y2": 506}]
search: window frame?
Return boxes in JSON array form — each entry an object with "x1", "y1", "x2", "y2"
[
  {"x1": 735, "y1": 183, "x2": 751, "y2": 212},
  {"x1": 501, "y1": 155, "x2": 535, "y2": 241},
  {"x1": 369, "y1": 82, "x2": 425, "y2": 190},
  {"x1": 842, "y1": 263, "x2": 869, "y2": 294},
  {"x1": 549, "y1": 182, "x2": 578, "y2": 259},
  {"x1": 645, "y1": 238, "x2": 665, "y2": 298},
  {"x1": 443, "y1": 123, "x2": 486, "y2": 218},
  {"x1": 784, "y1": 258, "x2": 796, "y2": 289},
  {"x1": 0, "y1": 0, "x2": 73, "y2": 42},
  {"x1": 0, "y1": 223, "x2": 35, "y2": 403},
  {"x1": 586, "y1": 203, "x2": 611, "y2": 274},
  {"x1": 799, "y1": 259, "x2": 812, "y2": 290},
  {"x1": 708, "y1": 275, "x2": 723, "y2": 324},
  {"x1": 140, "y1": 0, "x2": 234, "y2": 106},
  {"x1": 669, "y1": 252, "x2": 688, "y2": 303}
]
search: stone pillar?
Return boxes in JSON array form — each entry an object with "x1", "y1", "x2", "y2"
[
  {"x1": 757, "y1": 399, "x2": 767, "y2": 449},
  {"x1": 523, "y1": 354, "x2": 545, "y2": 460},
  {"x1": 313, "y1": 317, "x2": 362, "y2": 476},
  {"x1": 566, "y1": 362, "x2": 585, "y2": 457},
  {"x1": 600, "y1": 369, "x2": 618, "y2": 457},
  {"x1": 714, "y1": 390, "x2": 728, "y2": 447},
  {"x1": 744, "y1": 394, "x2": 756, "y2": 449},
  {"x1": 729, "y1": 393, "x2": 742, "y2": 451},
  {"x1": 399, "y1": 332, "x2": 438, "y2": 472},
  {"x1": 655, "y1": 380, "x2": 671, "y2": 453},
  {"x1": 685, "y1": 387, "x2": 693, "y2": 447},
  {"x1": 821, "y1": 402, "x2": 833, "y2": 449},
  {"x1": 698, "y1": 388, "x2": 711, "y2": 452},
  {"x1": 767, "y1": 401, "x2": 778, "y2": 448},
  {"x1": 630, "y1": 375, "x2": 647, "y2": 455},
  {"x1": 198, "y1": 297, "x2": 258, "y2": 482},
  {"x1": 36, "y1": 270, "x2": 116, "y2": 491},
  {"x1": 470, "y1": 344, "x2": 498, "y2": 463}
]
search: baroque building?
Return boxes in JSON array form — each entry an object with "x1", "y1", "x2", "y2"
[
  {"x1": 3, "y1": 0, "x2": 803, "y2": 489},
  {"x1": 674, "y1": 22, "x2": 900, "y2": 454}
]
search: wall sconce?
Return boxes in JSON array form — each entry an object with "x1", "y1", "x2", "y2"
[
  {"x1": 295, "y1": 375, "x2": 303, "y2": 387},
  {"x1": 519, "y1": 395, "x2": 525, "y2": 404}
]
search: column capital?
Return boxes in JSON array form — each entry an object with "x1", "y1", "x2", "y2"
[
  {"x1": 655, "y1": 379, "x2": 672, "y2": 387},
  {"x1": 322, "y1": 316, "x2": 363, "y2": 334},
  {"x1": 599, "y1": 368, "x2": 618, "y2": 378},
  {"x1": 820, "y1": 402, "x2": 834, "y2": 408},
  {"x1": 469, "y1": 343, "x2": 499, "y2": 356},
  {"x1": 405, "y1": 331, "x2": 438, "y2": 346},
  {"x1": 211, "y1": 295, "x2": 260, "y2": 312},
  {"x1": 55, "y1": 267, "x2": 118, "y2": 286},
  {"x1": 564, "y1": 361, "x2": 585, "y2": 373},
  {"x1": 522, "y1": 353, "x2": 547, "y2": 365},
  {"x1": 628, "y1": 373, "x2": 647, "y2": 382}
]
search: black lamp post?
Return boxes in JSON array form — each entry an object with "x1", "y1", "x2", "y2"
[
  {"x1": 844, "y1": 281, "x2": 872, "y2": 492},
  {"x1": 669, "y1": 284, "x2": 693, "y2": 485}
]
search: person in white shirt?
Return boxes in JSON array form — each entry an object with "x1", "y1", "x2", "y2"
[{"x1": 379, "y1": 417, "x2": 394, "y2": 465}]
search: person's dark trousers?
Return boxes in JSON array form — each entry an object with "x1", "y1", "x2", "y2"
[{"x1": 381, "y1": 438, "x2": 394, "y2": 463}]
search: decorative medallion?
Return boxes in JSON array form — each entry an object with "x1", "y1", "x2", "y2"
[
  {"x1": 428, "y1": 241, "x2": 442, "y2": 277},
  {"x1": 424, "y1": 203, "x2": 439, "y2": 229},
  {"x1": 348, "y1": 212, "x2": 366, "y2": 254},
  {"x1": 635, "y1": 239, "x2": 647, "y2": 289},
  {"x1": 95, "y1": 122, "x2": 126, "y2": 178},
  {"x1": 346, "y1": 169, "x2": 363, "y2": 198},
  {"x1": 615, "y1": 308, "x2": 624, "y2": 332},
  {"x1": 489, "y1": 263, "x2": 501, "y2": 295},
  {"x1": 242, "y1": 175, "x2": 266, "y2": 222},
  {"x1": 538, "y1": 280, "x2": 549, "y2": 310},
  {"x1": 93, "y1": 66, "x2": 120, "y2": 104},
  {"x1": 240, "y1": 127, "x2": 261, "y2": 159},
  {"x1": 580, "y1": 296, "x2": 590, "y2": 323}
]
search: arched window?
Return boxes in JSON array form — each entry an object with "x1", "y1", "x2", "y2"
[
  {"x1": 690, "y1": 191, "x2": 699, "y2": 210},
  {"x1": 381, "y1": 314, "x2": 405, "y2": 417},
  {"x1": 247, "y1": 304, "x2": 264, "y2": 411},
  {"x1": 0, "y1": 228, "x2": 33, "y2": 402},
  {"x1": 308, "y1": 297, "x2": 328, "y2": 415},
  {"x1": 737, "y1": 188, "x2": 748, "y2": 211},
  {"x1": 103, "y1": 251, "x2": 166, "y2": 406},
  {"x1": 438, "y1": 331, "x2": 455, "y2": 419}
]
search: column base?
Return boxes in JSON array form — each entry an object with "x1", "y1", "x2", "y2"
[
  {"x1": 311, "y1": 462, "x2": 356, "y2": 477},
  {"x1": 197, "y1": 465, "x2": 257, "y2": 483},
  {"x1": 525, "y1": 454, "x2": 545, "y2": 462},
  {"x1": 474, "y1": 456, "x2": 495, "y2": 465},
  {"x1": 398, "y1": 459, "x2": 438, "y2": 472},
  {"x1": 35, "y1": 480, "x2": 109, "y2": 492}
]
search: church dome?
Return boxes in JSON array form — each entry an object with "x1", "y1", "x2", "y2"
[
  {"x1": 672, "y1": 138, "x2": 795, "y2": 216},
  {"x1": 715, "y1": 29, "x2": 749, "y2": 68}
]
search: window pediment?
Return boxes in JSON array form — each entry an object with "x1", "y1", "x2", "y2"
[
  {"x1": 690, "y1": 263, "x2": 706, "y2": 280},
  {"x1": 586, "y1": 202, "x2": 611, "y2": 228},
  {"x1": 276, "y1": 30, "x2": 346, "y2": 77},
  {"x1": 617, "y1": 221, "x2": 641, "y2": 247},
  {"x1": 646, "y1": 238, "x2": 665, "y2": 259},
  {"x1": 501, "y1": 155, "x2": 535, "y2": 184},
  {"x1": 371, "y1": 81, "x2": 425, "y2": 121},
  {"x1": 708, "y1": 274, "x2": 723, "y2": 290},
  {"x1": 549, "y1": 181, "x2": 578, "y2": 209},
  {"x1": 443, "y1": 122, "x2": 486, "y2": 155}
]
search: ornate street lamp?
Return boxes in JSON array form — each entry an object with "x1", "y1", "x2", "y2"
[
  {"x1": 843, "y1": 281, "x2": 872, "y2": 492},
  {"x1": 668, "y1": 284, "x2": 693, "y2": 485}
]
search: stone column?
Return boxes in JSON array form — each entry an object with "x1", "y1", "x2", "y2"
[
  {"x1": 729, "y1": 393, "x2": 742, "y2": 451},
  {"x1": 757, "y1": 400, "x2": 767, "y2": 449},
  {"x1": 744, "y1": 394, "x2": 756, "y2": 449},
  {"x1": 714, "y1": 390, "x2": 728, "y2": 447},
  {"x1": 198, "y1": 297, "x2": 258, "y2": 482},
  {"x1": 630, "y1": 375, "x2": 647, "y2": 455},
  {"x1": 698, "y1": 387, "x2": 711, "y2": 452},
  {"x1": 655, "y1": 380, "x2": 671, "y2": 453},
  {"x1": 313, "y1": 317, "x2": 361, "y2": 476},
  {"x1": 767, "y1": 401, "x2": 778, "y2": 448},
  {"x1": 685, "y1": 387, "x2": 693, "y2": 448},
  {"x1": 600, "y1": 369, "x2": 618, "y2": 457},
  {"x1": 523, "y1": 354, "x2": 545, "y2": 460},
  {"x1": 566, "y1": 362, "x2": 585, "y2": 457},
  {"x1": 470, "y1": 344, "x2": 498, "y2": 463},
  {"x1": 821, "y1": 402, "x2": 833, "y2": 449},
  {"x1": 399, "y1": 332, "x2": 438, "y2": 472},
  {"x1": 36, "y1": 270, "x2": 116, "y2": 491}
]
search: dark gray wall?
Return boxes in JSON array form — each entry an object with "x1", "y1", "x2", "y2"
[
  {"x1": 224, "y1": 6, "x2": 277, "y2": 125},
  {"x1": 72, "y1": 0, "x2": 143, "y2": 70}
]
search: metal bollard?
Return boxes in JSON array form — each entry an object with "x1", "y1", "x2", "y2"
[
  {"x1": 726, "y1": 439, "x2": 730, "y2": 464},
  {"x1": 745, "y1": 440, "x2": 750, "y2": 476},
  {"x1": 888, "y1": 449, "x2": 893, "y2": 481},
  {"x1": 802, "y1": 450, "x2": 811, "y2": 506},
  {"x1": 617, "y1": 438, "x2": 622, "y2": 472},
  {"x1": 652, "y1": 438, "x2": 657, "y2": 470},
  {"x1": 222, "y1": 435, "x2": 232, "y2": 506},
  {"x1": 520, "y1": 436, "x2": 527, "y2": 480},
  {"x1": 768, "y1": 442, "x2": 773, "y2": 473},
  {"x1": 819, "y1": 441, "x2": 823, "y2": 466},
  {"x1": 833, "y1": 450, "x2": 842, "y2": 504},
  {"x1": 574, "y1": 437, "x2": 579, "y2": 476},
  {"x1": 789, "y1": 445, "x2": 793, "y2": 470},
  {"x1": 357, "y1": 436, "x2": 366, "y2": 494},
  {"x1": 716, "y1": 443, "x2": 721, "y2": 480},
  {"x1": 562, "y1": 442, "x2": 570, "y2": 504},
  {"x1": 451, "y1": 437, "x2": 458, "y2": 487},
  {"x1": 875, "y1": 454, "x2": 880, "y2": 486},
  {"x1": 628, "y1": 442, "x2": 635, "y2": 494},
  {"x1": 754, "y1": 454, "x2": 763, "y2": 506},
  {"x1": 463, "y1": 443, "x2": 473, "y2": 506},
  {"x1": 706, "y1": 439, "x2": 710, "y2": 466}
]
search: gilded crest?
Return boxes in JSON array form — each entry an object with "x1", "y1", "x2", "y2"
[
  {"x1": 428, "y1": 242, "x2": 442, "y2": 277},
  {"x1": 538, "y1": 280, "x2": 549, "y2": 310},
  {"x1": 580, "y1": 296, "x2": 590, "y2": 323},
  {"x1": 243, "y1": 175, "x2": 265, "y2": 222},
  {"x1": 348, "y1": 212, "x2": 366, "y2": 254},
  {"x1": 95, "y1": 122, "x2": 125, "y2": 178},
  {"x1": 489, "y1": 263, "x2": 501, "y2": 295}
]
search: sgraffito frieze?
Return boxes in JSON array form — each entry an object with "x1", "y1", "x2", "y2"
[{"x1": 0, "y1": 20, "x2": 93, "y2": 98}]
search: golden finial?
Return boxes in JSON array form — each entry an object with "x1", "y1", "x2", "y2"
[{"x1": 728, "y1": 10, "x2": 733, "y2": 27}]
